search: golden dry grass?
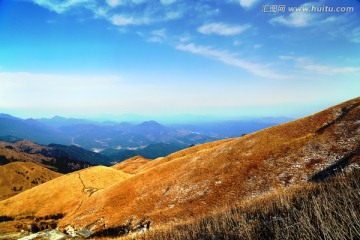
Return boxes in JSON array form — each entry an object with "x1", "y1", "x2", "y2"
[
  {"x1": 0, "y1": 162, "x2": 62, "y2": 200},
  {"x1": 112, "y1": 156, "x2": 150, "y2": 174},
  {"x1": 122, "y1": 168, "x2": 360, "y2": 240},
  {"x1": 0, "y1": 166, "x2": 131, "y2": 233}
]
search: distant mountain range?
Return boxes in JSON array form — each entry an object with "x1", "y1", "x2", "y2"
[
  {"x1": 0, "y1": 113, "x2": 290, "y2": 161},
  {"x1": 101, "y1": 142, "x2": 188, "y2": 162}
]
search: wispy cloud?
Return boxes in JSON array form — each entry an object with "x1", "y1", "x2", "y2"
[
  {"x1": 227, "y1": 0, "x2": 259, "y2": 9},
  {"x1": 111, "y1": 15, "x2": 139, "y2": 26},
  {"x1": 269, "y1": 2, "x2": 319, "y2": 28},
  {"x1": 165, "y1": 10, "x2": 183, "y2": 20},
  {"x1": 176, "y1": 43, "x2": 288, "y2": 79},
  {"x1": 270, "y1": 1, "x2": 319, "y2": 28},
  {"x1": 32, "y1": 0, "x2": 185, "y2": 27},
  {"x1": 302, "y1": 64, "x2": 360, "y2": 74},
  {"x1": 269, "y1": 2, "x2": 348, "y2": 28},
  {"x1": 198, "y1": 23, "x2": 250, "y2": 36},
  {"x1": 160, "y1": 0, "x2": 177, "y2": 5},
  {"x1": 33, "y1": 0, "x2": 90, "y2": 13},
  {"x1": 349, "y1": 27, "x2": 360, "y2": 43},
  {"x1": 270, "y1": 12, "x2": 314, "y2": 28},
  {"x1": 147, "y1": 29, "x2": 167, "y2": 43},
  {"x1": 132, "y1": 0, "x2": 146, "y2": 4},
  {"x1": 280, "y1": 56, "x2": 360, "y2": 74},
  {"x1": 106, "y1": 0, "x2": 123, "y2": 8},
  {"x1": 239, "y1": 0, "x2": 259, "y2": 8}
]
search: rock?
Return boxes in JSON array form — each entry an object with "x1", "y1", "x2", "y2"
[
  {"x1": 18, "y1": 229, "x2": 66, "y2": 240},
  {"x1": 76, "y1": 228, "x2": 93, "y2": 238},
  {"x1": 40, "y1": 230, "x2": 67, "y2": 240},
  {"x1": 65, "y1": 226, "x2": 76, "y2": 237}
]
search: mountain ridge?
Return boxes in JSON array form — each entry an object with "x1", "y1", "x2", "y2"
[
  {"x1": 0, "y1": 140, "x2": 93, "y2": 173},
  {"x1": 0, "y1": 97, "x2": 358, "y2": 237}
]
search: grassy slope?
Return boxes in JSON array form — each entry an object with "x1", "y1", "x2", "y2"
[
  {"x1": 0, "y1": 166, "x2": 131, "y2": 233},
  {"x1": 127, "y1": 166, "x2": 360, "y2": 240},
  {"x1": 111, "y1": 156, "x2": 151, "y2": 174},
  {"x1": 0, "y1": 162, "x2": 62, "y2": 200}
]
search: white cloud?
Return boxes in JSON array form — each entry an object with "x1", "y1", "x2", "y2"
[
  {"x1": 160, "y1": 0, "x2": 176, "y2": 5},
  {"x1": 166, "y1": 11, "x2": 183, "y2": 20},
  {"x1": 111, "y1": 14, "x2": 137, "y2": 26},
  {"x1": 269, "y1": 1, "x2": 324, "y2": 27},
  {"x1": 233, "y1": 40, "x2": 241, "y2": 46},
  {"x1": 253, "y1": 44, "x2": 262, "y2": 49},
  {"x1": 350, "y1": 27, "x2": 360, "y2": 43},
  {"x1": 32, "y1": 0, "x2": 184, "y2": 28},
  {"x1": 198, "y1": 23, "x2": 250, "y2": 36},
  {"x1": 33, "y1": 0, "x2": 90, "y2": 13},
  {"x1": 179, "y1": 36, "x2": 191, "y2": 42},
  {"x1": 106, "y1": 0, "x2": 123, "y2": 8},
  {"x1": 270, "y1": 12, "x2": 315, "y2": 28},
  {"x1": 132, "y1": 0, "x2": 146, "y2": 4},
  {"x1": 302, "y1": 64, "x2": 360, "y2": 74},
  {"x1": 176, "y1": 43, "x2": 288, "y2": 79},
  {"x1": 280, "y1": 56, "x2": 360, "y2": 74},
  {"x1": 147, "y1": 28, "x2": 167, "y2": 42},
  {"x1": 239, "y1": 0, "x2": 258, "y2": 8},
  {"x1": 269, "y1": 1, "x2": 349, "y2": 28},
  {"x1": 227, "y1": 0, "x2": 258, "y2": 8}
]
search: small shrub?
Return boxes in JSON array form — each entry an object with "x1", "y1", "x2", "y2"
[{"x1": 0, "y1": 215, "x2": 14, "y2": 222}]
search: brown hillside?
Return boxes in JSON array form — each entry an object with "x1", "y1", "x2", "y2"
[
  {"x1": 0, "y1": 141, "x2": 57, "y2": 171},
  {"x1": 0, "y1": 162, "x2": 62, "y2": 200},
  {"x1": 0, "y1": 166, "x2": 131, "y2": 233},
  {"x1": 0, "y1": 97, "x2": 359, "y2": 236},
  {"x1": 112, "y1": 156, "x2": 150, "y2": 174},
  {"x1": 0, "y1": 140, "x2": 91, "y2": 173}
]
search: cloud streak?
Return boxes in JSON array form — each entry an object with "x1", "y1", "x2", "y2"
[
  {"x1": 269, "y1": 2, "x2": 350, "y2": 28},
  {"x1": 176, "y1": 43, "x2": 288, "y2": 79},
  {"x1": 33, "y1": 0, "x2": 91, "y2": 13},
  {"x1": 280, "y1": 56, "x2": 360, "y2": 75},
  {"x1": 198, "y1": 23, "x2": 250, "y2": 36}
]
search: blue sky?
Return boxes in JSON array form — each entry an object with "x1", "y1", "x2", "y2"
[{"x1": 0, "y1": 0, "x2": 359, "y2": 121}]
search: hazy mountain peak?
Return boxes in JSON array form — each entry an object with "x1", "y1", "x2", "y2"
[
  {"x1": 139, "y1": 120, "x2": 164, "y2": 127},
  {"x1": 0, "y1": 113, "x2": 20, "y2": 120}
]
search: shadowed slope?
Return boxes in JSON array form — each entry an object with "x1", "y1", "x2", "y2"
[
  {"x1": 0, "y1": 141, "x2": 56, "y2": 171},
  {"x1": 0, "y1": 162, "x2": 62, "y2": 200},
  {"x1": 0, "y1": 140, "x2": 92, "y2": 173}
]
